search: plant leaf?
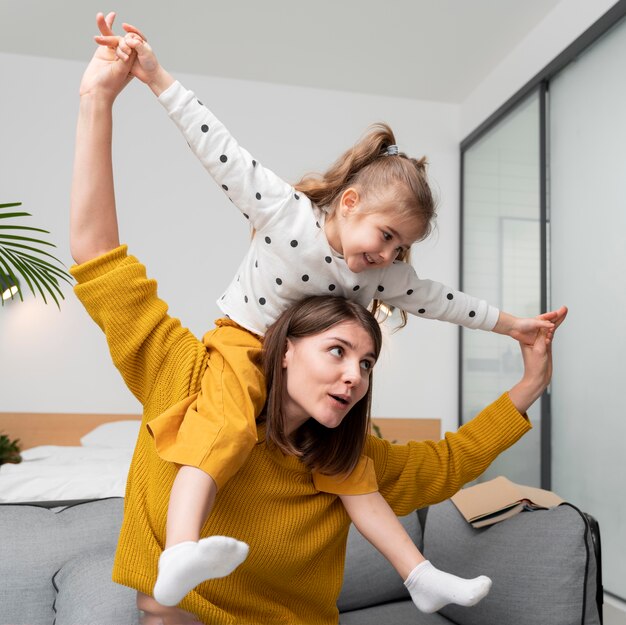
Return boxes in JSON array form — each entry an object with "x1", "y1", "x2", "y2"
[
  {"x1": 2, "y1": 248, "x2": 48, "y2": 303},
  {"x1": 0, "y1": 201, "x2": 73, "y2": 308},
  {"x1": 1, "y1": 240, "x2": 67, "y2": 264},
  {"x1": 25, "y1": 261, "x2": 63, "y2": 307},
  {"x1": 0, "y1": 224, "x2": 52, "y2": 234},
  {"x1": 4, "y1": 247, "x2": 68, "y2": 308},
  {"x1": 0, "y1": 212, "x2": 32, "y2": 220},
  {"x1": 0, "y1": 234, "x2": 56, "y2": 248}
]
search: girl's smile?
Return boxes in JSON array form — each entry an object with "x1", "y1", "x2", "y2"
[{"x1": 325, "y1": 188, "x2": 424, "y2": 274}]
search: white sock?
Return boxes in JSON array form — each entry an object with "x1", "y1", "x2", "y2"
[
  {"x1": 404, "y1": 560, "x2": 492, "y2": 614},
  {"x1": 153, "y1": 536, "x2": 249, "y2": 606}
]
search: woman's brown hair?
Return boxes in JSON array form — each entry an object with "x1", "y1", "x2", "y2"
[
  {"x1": 294, "y1": 123, "x2": 437, "y2": 327},
  {"x1": 259, "y1": 295, "x2": 382, "y2": 477}
]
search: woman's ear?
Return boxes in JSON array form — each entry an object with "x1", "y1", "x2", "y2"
[
  {"x1": 282, "y1": 339, "x2": 294, "y2": 369},
  {"x1": 339, "y1": 187, "x2": 360, "y2": 217}
]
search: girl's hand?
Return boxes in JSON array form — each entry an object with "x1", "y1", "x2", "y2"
[
  {"x1": 79, "y1": 12, "x2": 135, "y2": 103},
  {"x1": 494, "y1": 307, "x2": 567, "y2": 345},
  {"x1": 95, "y1": 22, "x2": 174, "y2": 96},
  {"x1": 508, "y1": 306, "x2": 568, "y2": 414}
]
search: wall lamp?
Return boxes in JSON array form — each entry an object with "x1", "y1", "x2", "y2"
[{"x1": 0, "y1": 272, "x2": 20, "y2": 302}]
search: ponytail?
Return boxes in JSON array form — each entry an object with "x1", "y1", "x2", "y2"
[
  {"x1": 295, "y1": 123, "x2": 437, "y2": 330},
  {"x1": 294, "y1": 123, "x2": 397, "y2": 208}
]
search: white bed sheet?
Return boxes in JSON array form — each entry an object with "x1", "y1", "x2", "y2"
[{"x1": 0, "y1": 445, "x2": 134, "y2": 503}]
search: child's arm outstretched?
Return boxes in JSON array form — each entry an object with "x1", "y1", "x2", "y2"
[
  {"x1": 98, "y1": 25, "x2": 295, "y2": 234},
  {"x1": 382, "y1": 264, "x2": 566, "y2": 342}
]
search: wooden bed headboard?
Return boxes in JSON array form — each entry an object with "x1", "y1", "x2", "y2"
[
  {"x1": 0, "y1": 412, "x2": 142, "y2": 450},
  {"x1": 0, "y1": 412, "x2": 439, "y2": 451},
  {"x1": 371, "y1": 418, "x2": 440, "y2": 444}
]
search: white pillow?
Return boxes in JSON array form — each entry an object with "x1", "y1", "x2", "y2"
[{"x1": 80, "y1": 420, "x2": 141, "y2": 448}]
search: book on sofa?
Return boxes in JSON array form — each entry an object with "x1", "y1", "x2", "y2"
[{"x1": 451, "y1": 475, "x2": 564, "y2": 528}]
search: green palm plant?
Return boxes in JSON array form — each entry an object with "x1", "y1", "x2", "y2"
[
  {"x1": 0, "y1": 202, "x2": 73, "y2": 308},
  {"x1": 0, "y1": 433, "x2": 22, "y2": 465}
]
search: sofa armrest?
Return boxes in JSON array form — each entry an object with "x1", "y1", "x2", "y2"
[{"x1": 422, "y1": 499, "x2": 601, "y2": 625}]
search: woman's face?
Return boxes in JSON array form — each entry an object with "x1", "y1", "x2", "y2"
[{"x1": 281, "y1": 320, "x2": 377, "y2": 434}]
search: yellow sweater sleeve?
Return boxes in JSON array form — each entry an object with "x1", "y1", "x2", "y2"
[
  {"x1": 367, "y1": 392, "x2": 532, "y2": 516},
  {"x1": 71, "y1": 245, "x2": 208, "y2": 410}
]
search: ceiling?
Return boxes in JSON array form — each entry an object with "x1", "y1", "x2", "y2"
[{"x1": 0, "y1": 0, "x2": 562, "y2": 103}]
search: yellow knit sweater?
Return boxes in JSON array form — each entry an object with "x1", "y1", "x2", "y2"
[{"x1": 71, "y1": 245, "x2": 531, "y2": 625}]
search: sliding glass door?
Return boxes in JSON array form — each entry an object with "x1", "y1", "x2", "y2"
[
  {"x1": 461, "y1": 91, "x2": 544, "y2": 487},
  {"x1": 461, "y1": 7, "x2": 626, "y2": 602},
  {"x1": 549, "y1": 15, "x2": 626, "y2": 601}
]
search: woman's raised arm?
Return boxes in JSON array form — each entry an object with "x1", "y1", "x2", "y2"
[
  {"x1": 508, "y1": 305, "x2": 567, "y2": 414},
  {"x1": 372, "y1": 307, "x2": 568, "y2": 514},
  {"x1": 70, "y1": 12, "x2": 134, "y2": 265}
]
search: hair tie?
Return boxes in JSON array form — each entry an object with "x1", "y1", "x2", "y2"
[{"x1": 385, "y1": 144, "x2": 399, "y2": 156}]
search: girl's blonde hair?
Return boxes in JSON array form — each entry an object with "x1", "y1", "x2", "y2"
[{"x1": 294, "y1": 123, "x2": 437, "y2": 328}]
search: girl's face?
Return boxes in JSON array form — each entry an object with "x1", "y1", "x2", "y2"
[
  {"x1": 281, "y1": 320, "x2": 376, "y2": 435},
  {"x1": 327, "y1": 188, "x2": 424, "y2": 274}
]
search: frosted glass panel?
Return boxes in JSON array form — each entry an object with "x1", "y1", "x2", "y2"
[
  {"x1": 462, "y1": 93, "x2": 542, "y2": 486},
  {"x1": 549, "y1": 17, "x2": 626, "y2": 600}
]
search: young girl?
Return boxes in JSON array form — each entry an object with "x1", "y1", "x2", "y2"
[{"x1": 97, "y1": 15, "x2": 560, "y2": 614}]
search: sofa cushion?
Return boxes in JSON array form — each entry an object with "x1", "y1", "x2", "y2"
[
  {"x1": 53, "y1": 547, "x2": 139, "y2": 625},
  {"x1": 423, "y1": 499, "x2": 601, "y2": 625},
  {"x1": 0, "y1": 506, "x2": 54, "y2": 624},
  {"x1": 0, "y1": 498, "x2": 127, "y2": 625},
  {"x1": 340, "y1": 599, "x2": 451, "y2": 624},
  {"x1": 338, "y1": 511, "x2": 422, "y2": 612}
]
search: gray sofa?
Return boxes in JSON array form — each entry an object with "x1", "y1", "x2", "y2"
[{"x1": 0, "y1": 497, "x2": 602, "y2": 624}]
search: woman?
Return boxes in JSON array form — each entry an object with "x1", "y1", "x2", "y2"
[{"x1": 70, "y1": 13, "x2": 564, "y2": 625}]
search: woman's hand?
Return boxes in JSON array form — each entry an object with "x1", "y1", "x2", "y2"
[
  {"x1": 79, "y1": 12, "x2": 135, "y2": 103},
  {"x1": 95, "y1": 21, "x2": 175, "y2": 96},
  {"x1": 508, "y1": 306, "x2": 568, "y2": 415},
  {"x1": 137, "y1": 592, "x2": 203, "y2": 625},
  {"x1": 494, "y1": 308, "x2": 567, "y2": 345}
]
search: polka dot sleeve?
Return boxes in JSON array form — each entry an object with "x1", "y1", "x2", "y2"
[
  {"x1": 158, "y1": 81, "x2": 295, "y2": 231},
  {"x1": 379, "y1": 262, "x2": 500, "y2": 330}
]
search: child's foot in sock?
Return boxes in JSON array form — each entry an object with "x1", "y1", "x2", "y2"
[
  {"x1": 404, "y1": 560, "x2": 492, "y2": 614},
  {"x1": 153, "y1": 536, "x2": 249, "y2": 606}
]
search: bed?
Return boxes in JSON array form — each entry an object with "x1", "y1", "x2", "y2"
[
  {"x1": 0, "y1": 412, "x2": 439, "y2": 504},
  {"x1": 0, "y1": 412, "x2": 141, "y2": 504}
]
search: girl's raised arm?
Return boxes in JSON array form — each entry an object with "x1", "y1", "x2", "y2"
[{"x1": 101, "y1": 23, "x2": 295, "y2": 232}]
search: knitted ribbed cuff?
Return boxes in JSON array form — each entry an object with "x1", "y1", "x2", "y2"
[{"x1": 70, "y1": 244, "x2": 128, "y2": 284}]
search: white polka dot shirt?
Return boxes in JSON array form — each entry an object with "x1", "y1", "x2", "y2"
[{"x1": 159, "y1": 82, "x2": 499, "y2": 336}]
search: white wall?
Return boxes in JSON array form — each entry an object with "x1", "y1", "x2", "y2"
[
  {"x1": 0, "y1": 52, "x2": 462, "y2": 433},
  {"x1": 460, "y1": 0, "x2": 621, "y2": 139}
]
